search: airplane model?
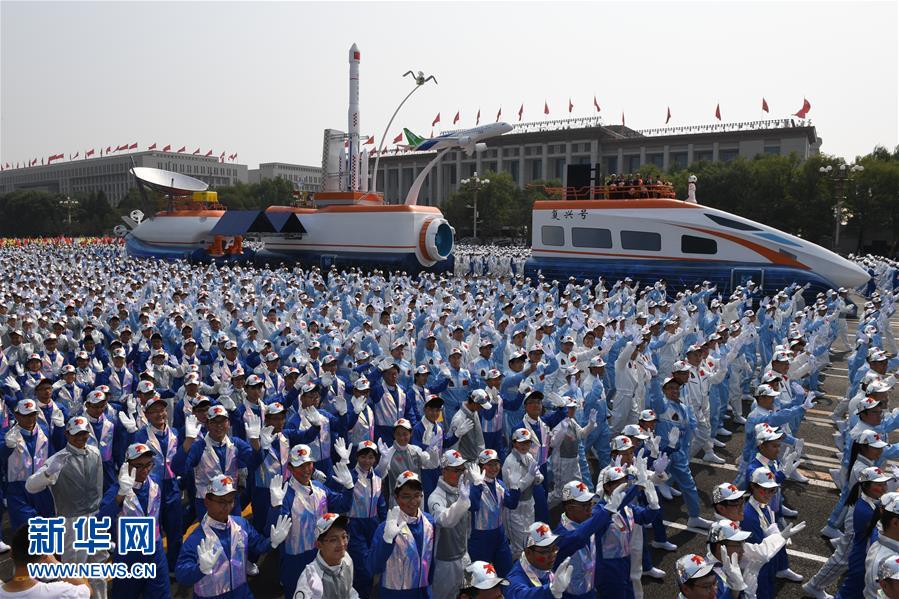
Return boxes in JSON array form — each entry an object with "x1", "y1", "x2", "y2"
[{"x1": 402, "y1": 122, "x2": 514, "y2": 155}]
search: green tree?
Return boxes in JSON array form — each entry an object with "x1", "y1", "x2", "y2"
[{"x1": 442, "y1": 171, "x2": 520, "y2": 239}]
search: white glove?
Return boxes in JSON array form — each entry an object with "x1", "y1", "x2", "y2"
[
  {"x1": 588, "y1": 408, "x2": 598, "y2": 423},
  {"x1": 6, "y1": 426, "x2": 23, "y2": 449},
  {"x1": 90, "y1": 357, "x2": 103, "y2": 372},
  {"x1": 260, "y1": 426, "x2": 274, "y2": 450},
  {"x1": 667, "y1": 427, "x2": 680, "y2": 449},
  {"x1": 117, "y1": 463, "x2": 136, "y2": 498},
  {"x1": 269, "y1": 514, "x2": 292, "y2": 548},
  {"x1": 517, "y1": 378, "x2": 531, "y2": 394},
  {"x1": 333, "y1": 393, "x2": 348, "y2": 416},
  {"x1": 313, "y1": 469, "x2": 328, "y2": 483},
  {"x1": 793, "y1": 438, "x2": 804, "y2": 457},
  {"x1": 549, "y1": 557, "x2": 573, "y2": 599},
  {"x1": 653, "y1": 453, "x2": 670, "y2": 477},
  {"x1": 466, "y1": 462, "x2": 485, "y2": 486},
  {"x1": 647, "y1": 435, "x2": 662, "y2": 459},
  {"x1": 781, "y1": 520, "x2": 807, "y2": 540},
  {"x1": 781, "y1": 451, "x2": 801, "y2": 477},
  {"x1": 334, "y1": 436, "x2": 351, "y2": 463},
  {"x1": 4, "y1": 375, "x2": 21, "y2": 392},
  {"x1": 44, "y1": 451, "x2": 70, "y2": 477},
  {"x1": 382, "y1": 506, "x2": 404, "y2": 543},
  {"x1": 118, "y1": 410, "x2": 138, "y2": 434},
  {"x1": 185, "y1": 414, "x2": 201, "y2": 439},
  {"x1": 332, "y1": 461, "x2": 354, "y2": 489},
  {"x1": 719, "y1": 546, "x2": 748, "y2": 592},
  {"x1": 633, "y1": 455, "x2": 651, "y2": 488},
  {"x1": 604, "y1": 482, "x2": 629, "y2": 513},
  {"x1": 454, "y1": 417, "x2": 474, "y2": 438},
  {"x1": 320, "y1": 373, "x2": 334, "y2": 388},
  {"x1": 52, "y1": 380, "x2": 66, "y2": 391},
  {"x1": 802, "y1": 392, "x2": 817, "y2": 410},
  {"x1": 269, "y1": 474, "x2": 288, "y2": 507},
  {"x1": 458, "y1": 480, "x2": 471, "y2": 502},
  {"x1": 643, "y1": 476, "x2": 660, "y2": 509},
  {"x1": 351, "y1": 394, "x2": 367, "y2": 414},
  {"x1": 50, "y1": 408, "x2": 64, "y2": 429},
  {"x1": 217, "y1": 392, "x2": 237, "y2": 412},
  {"x1": 197, "y1": 535, "x2": 223, "y2": 575},
  {"x1": 245, "y1": 411, "x2": 262, "y2": 439}
]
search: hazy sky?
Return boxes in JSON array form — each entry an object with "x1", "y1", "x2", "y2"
[{"x1": 2, "y1": 1, "x2": 897, "y2": 169}]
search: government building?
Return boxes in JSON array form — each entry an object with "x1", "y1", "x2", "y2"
[
  {"x1": 0, "y1": 151, "x2": 321, "y2": 206},
  {"x1": 372, "y1": 117, "x2": 821, "y2": 205}
]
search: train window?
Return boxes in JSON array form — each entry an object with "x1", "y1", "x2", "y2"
[
  {"x1": 542, "y1": 226, "x2": 565, "y2": 246},
  {"x1": 681, "y1": 235, "x2": 718, "y2": 255},
  {"x1": 621, "y1": 230, "x2": 661, "y2": 251},
  {"x1": 572, "y1": 227, "x2": 612, "y2": 248},
  {"x1": 704, "y1": 213, "x2": 761, "y2": 231}
]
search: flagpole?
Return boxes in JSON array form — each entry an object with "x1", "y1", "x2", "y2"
[{"x1": 371, "y1": 71, "x2": 436, "y2": 198}]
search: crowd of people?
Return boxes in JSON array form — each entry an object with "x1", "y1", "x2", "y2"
[
  {"x1": 452, "y1": 244, "x2": 530, "y2": 278},
  {"x1": 0, "y1": 241, "x2": 895, "y2": 599}
]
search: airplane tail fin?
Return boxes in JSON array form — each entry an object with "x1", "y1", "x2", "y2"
[{"x1": 403, "y1": 128, "x2": 425, "y2": 147}]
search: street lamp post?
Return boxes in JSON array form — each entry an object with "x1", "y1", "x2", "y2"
[
  {"x1": 461, "y1": 171, "x2": 489, "y2": 240},
  {"x1": 819, "y1": 163, "x2": 864, "y2": 252},
  {"x1": 370, "y1": 70, "x2": 437, "y2": 197},
  {"x1": 59, "y1": 196, "x2": 79, "y2": 232}
]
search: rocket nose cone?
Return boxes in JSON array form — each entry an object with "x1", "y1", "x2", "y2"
[{"x1": 349, "y1": 43, "x2": 360, "y2": 61}]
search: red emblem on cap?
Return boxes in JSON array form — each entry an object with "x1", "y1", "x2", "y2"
[
  {"x1": 536, "y1": 524, "x2": 550, "y2": 536},
  {"x1": 483, "y1": 563, "x2": 496, "y2": 575},
  {"x1": 452, "y1": 451, "x2": 461, "y2": 459},
  {"x1": 691, "y1": 555, "x2": 705, "y2": 565},
  {"x1": 576, "y1": 482, "x2": 587, "y2": 492},
  {"x1": 729, "y1": 521, "x2": 740, "y2": 530},
  {"x1": 298, "y1": 448, "x2": 308, "y2": 456},
  {"x1": 728, "y1": 484, "x2": 738, "y2": 492},
  {"x1": 220, "y1": 476, "x2": 233, "y2": 486}
]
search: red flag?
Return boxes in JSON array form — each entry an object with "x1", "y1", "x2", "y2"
[
  {"x1": 568, "y1": 98, "x2": 573, "y2": 113},
  {"x1": 794, "y1": 98, "x2": 811, "y2": 118},
  {"x1": 220, "y1": 151, "x2": 225, "y2": 162},
  {"x1": 128, "y1": 142, "x2": 137, "y2": 150},
  {"x1": 232, "y1": 154, "x2": 238, "y2": 161},
  {"x1": 666, "y1": 106, "x2": 671, "y2": 124},
  {"x1": 453, "y1": 111, "x2": 460, "y2": 125},
  {"x1": 114, "y1": 144, "x2": 125, "y2": 152},
  {"x1": 393, "y1": 132, "x2": 403, "y2": 144},
  {"x1": 544, "y1": 101, "x2": 549, "y2": 115},
  {"x1": 148, "y1": 143, "x2": 157, "y2": 150},
  {"x1": 31, "y1": 158, "x2": 37, "y2": 166},
  {"x1": 496, "y1": 107, "x2": 502, "y2": 122},
  {"x1": 476, "y1": 109, "x2": 481, "y2": 125},
  {"x1": 432, "y1": 113, "x2": 440, "y2": 126},
  {"x1": 193, "y1": 148, "x2": 200, "y2": 155},
  {"x1": 594, "y1": 95, "x2": 600, "y2": 112},
  {"x1": 86, "y1": 149, "x2": 95, "y2": 157},
  {"x1": 177, "y1": 146, "x2": 186, "y2": 153},
  {"x1": 203, "y1": 149, "x2": 212, "y2": 157},
  {"x1": 364, "y1": 136, "x2": 375, "y2": 144},
  {"x1": 715, "y1": 103, "x2": 721, "y2": 120},
  {"x1": 47, "y1": 154, "x2": 58, "y2": 163},
  {"x1": 762, "y1": 98, "x2": 769, "y2": 113},
  {"x1": 70, "y1": 152, "x2": 79, "y2": 160},
  {"x1": 518, "y1": 104, "x2": 524, "y2": 121},
  {"x1": 106, "y1": 146, "x2": 112, "y2": 153}
]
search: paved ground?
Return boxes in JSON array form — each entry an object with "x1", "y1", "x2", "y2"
[{"x1": 1, "y1": 310, "x2": 892, "y2": 598}]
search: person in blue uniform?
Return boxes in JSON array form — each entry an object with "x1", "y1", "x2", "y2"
[
  {"x1": 268, "y1": 443, "x2": 355, "y2": 597},
  {"x1": 457, "y1": 560, "x2": 509, "y2": 599},
  {"x1": 2, "y1": 398, "x2": 57, "y2": 530},
  {"x1": 674, "y1": 553, "x2": 720, "y2": 599},
  {"x1": 368, "y1": 470, "x2": 437, "y2": 599},
  {"x1": 467, "y1": 448, "x2": 519, "y2": 576},
  {"x1": 99, "y1": 442, "x2": 171, "y2": 599},
  {"x1": 175, "y1": 473, "x2": 291, "y2": 599},
  {"x1": 505, "y1": 521, "x2": 574, "y2": 599},
  {"x1": 347, "y1": 440, "x2": 388, "y2": 599}
]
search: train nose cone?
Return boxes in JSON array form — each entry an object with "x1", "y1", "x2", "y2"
[{"x1": 837, "y1": 259, "x2": 871, "y2": 289}]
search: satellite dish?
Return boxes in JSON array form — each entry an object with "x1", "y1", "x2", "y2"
[
  {"x1": 130, "y1": 210, "x2": 144, "y2": 225},
  {"x1": 130, "y1": 167, "x2": 208, "y2": 195},
  {"x1": 113, "y1": 225, "x2": 129, "y2": 238}
]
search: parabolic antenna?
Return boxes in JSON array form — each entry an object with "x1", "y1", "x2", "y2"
[{"x1": 130, "y1": 167, "x2": 208, "y2": 196}]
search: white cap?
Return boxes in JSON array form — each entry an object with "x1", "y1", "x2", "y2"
[
  {"x1": 393, "y1": 418, "x2": 412, "y2": 430},
  {"x1": 858, "y1": 429, "x2": 889, "y2": 448},
  {"x1": 207, "y1": 474, "x2": 237, "y2": 496},
  {"x1": 463, "y1": 561, "x2": 509, "y2": 590},
  {"x1": 394, "y1": 470, "x2": 421, "y2": 490},
  {"x1": 137, "y1": 380, "x2": 155, "y2": 394},
  {"x1": 856, "y1": 396, "x2": 883, "y2": 415},
  {"x1": 207, "y1": 405, "x2": 229, "y2": 420},
  {"x1": 639, "y1": 409, "x2": 657, "y2": 422},
  {"x1": 611, "y1": 435, "x2": 634, "y2": 452},
  {"x1": 511, "y1": 428, "x2": 533, "y2": 443},
  {"x1": 66, "y1": 415, "x2": 91, "y2": 435},
  {"x1": 357, "y1": 440, "x2": 378, "y2": 454},
  {"x1": 882, "y1": 492, "x2": 899, "y2": 515},
  {"x1": 525, "y1": 522, "x2": 558, "y2": 548},
  {"x1": 125, "y1": 442, "x2": 154, "y2": 461},
  {"x1": 441, "y1": 449, "x2": 467, "y2": 468},
  {"x1": 561, "y1": 480, "x2": 595, "y2": 503},
  {"x1": 621, "y1": 424, "x2": 649, "y2": 440},
  {"x1": 289, "y1": 444, "x2": 314, "y2": 466},
  {"x1": 878, "y1": 555, "x2": 899, "y2": 581},
  {"x1": 315, "y1": 513, "x2": 348, "y2": 537},
  {"x1": 755, "y1": 384, "x2": 780, "y2": 398},
  {"x1": 672, "y1": 360, "x2": 691, "y2": 373},
  {"x1": 589, "y1": 355, "x2": 606, "y2": 368},
  {"x1": 599, "y1": 465, "x2": 629, "y2": 484},
  {"x1": 750, "y1": 467, "x2": 780, "y2": 488},
  {"x1": 858, "y1": 466, "x2": 892, "y2": 483},
  {"x1": 708, "y1": 519, "x2": 751, "y2": 544},
  {"x1": 754, "y1": 423, "x2": 783, "y2": 444},
  {"x1": 85, "y1": 390, "x2": 107, "y2": 404},
  {"x1": 15, "y1": 399, "x2": 39, "y2": 415},
  {"x1": 712, "y1": 483, "x2": 746, "y2": 504},
  {"x1": 468, "y1": 389, "x2": 492, "y2": 410},
  {"x1": 477, "y1": 449, "x2": 500, "y2": 464},
  {"x1": 353, "y1": 378, "x2": 371, "y2": 391}
]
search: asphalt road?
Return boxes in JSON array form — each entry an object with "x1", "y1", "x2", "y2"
[{"x1": 1, "y1": 311, "x2": 892, "y2": 598}]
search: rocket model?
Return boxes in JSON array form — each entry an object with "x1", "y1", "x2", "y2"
[{"x1": 347, "y1": 43, "x2": 361, "y2": 191}]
